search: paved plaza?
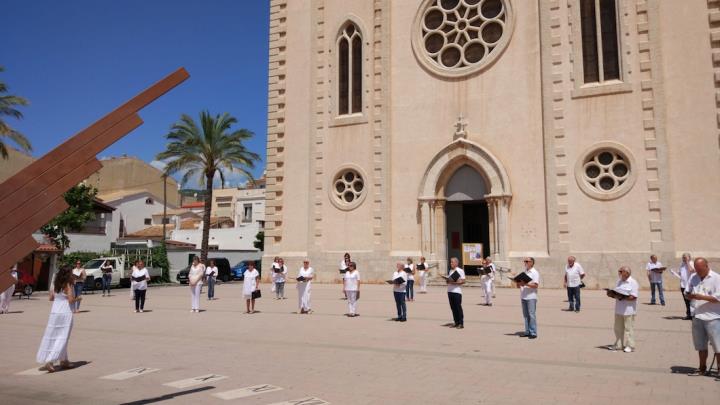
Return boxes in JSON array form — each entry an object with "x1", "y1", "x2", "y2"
[{"x1": 1, "y1": 282, "x2": 717, "y2": 404}]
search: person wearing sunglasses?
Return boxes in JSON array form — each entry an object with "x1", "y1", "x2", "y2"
[
  {"x1": 607, "y1": 266, "x2": 639, "y2": 353},
  {"x1": 517, "y1": 257, "x2": 540, "y2": 339}
]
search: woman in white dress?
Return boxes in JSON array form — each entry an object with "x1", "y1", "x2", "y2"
[
  {"x1": 131, "y1": 261, "x2": 150, "y2": 313},
  {"x1": 188, "y1": 256, "x2": 205, "y2": 313},
  {"x1": 339, "y1": 253, "x2": 350, "y2": 299},
  {"x1": 343, "y1": 262, "x2": 360, "y2": 317},
  {"x1": 0, "y1": 264, "x2": 18, "y2": 314},
  {"x1": 417, "y1": 257, "x2": 429, "y2": 294},
  {"x1": 297, "y1": 259, "x2": 315, "y2": 314},
  {"x1": 242, "y1": 261, "x2": 260, "y2": 313},
  {"x1": 36, "y1": 265, "x2": 81, "y2": 372}
]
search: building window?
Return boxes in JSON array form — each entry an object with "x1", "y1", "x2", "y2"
[
  {"x1": 215, "y1": 196, "x2": 232, "y2": 202},
  {"x1": 242, "y1": 204, "x2": 253, "y2": 223},
  {"x1": 411, "y1": 0, "x2": 515, "y2": 78},
  {"x1": 580, "y1": 0, "x2": 620, "y2": 84},
  {"x1": 162, "y1": 217, "x2": 170, "y2": 224},
  {"x1": 338, "y1": 22, "x2": 362, "y2": 115},
  {"x1": 574, "y1": 142, "x2": 637, "y2": 201},
  {"x1": 145, "y1": 198, "x2": 154, "y2": 205},
  {"x1": 217, "y1": 203, "x2": 231, "y2": 208},
  {"x1": 329, "y1": 166, "x2": 368, "y2": 211},
  {"x1": 144, "y1": 218, "x2": 152, "y2": 225}
]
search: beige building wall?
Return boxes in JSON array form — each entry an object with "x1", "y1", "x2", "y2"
[
  {"x1": 0, "y1": 148, "x2": 35, "y2": 183},
  {"x1": 85, "y1": 156, "x2": 180, "y2": 206},
  {"x1": 263, "y1": 0, "x2": 720, "y2": 287}
]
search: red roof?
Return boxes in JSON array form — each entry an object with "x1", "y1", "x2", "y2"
[
  {"x1": 181, "y1": 202, "x2": 205, "y2": 208},
  {"x1": 35, "y1": 244, "x2": 62, "y2": 253}
]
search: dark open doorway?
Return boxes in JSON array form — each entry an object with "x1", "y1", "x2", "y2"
[{"x1": 446, "y1": 201, "x2": 490, "y2": 276}]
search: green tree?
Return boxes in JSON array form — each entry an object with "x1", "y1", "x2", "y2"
[
  {"x1": 0, "y1": 66, "x2": 32, "y2": 159},
  {"x1": 254, "y1": 231, "x2": 264, "y2": 251},
  {"x1": 156, "y1": 111, "x2": 260, "y2": 261},
  {"x1": 41, "y1": 184, "x2": 99, "y2": 250},
  {"x1": 152, "y1": 244, "x2": 170, "y2": 283}
]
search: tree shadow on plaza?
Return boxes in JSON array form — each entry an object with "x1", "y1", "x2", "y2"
[
  {"x1": 119, "y1": 386, "x2": 215, "y2": 405},
  {"x1": 504, "y1": 332, "x2": 527, "y2": 337},
  {"x1": 662, "y1": 316, "x2": 686, "y2": 320},
  {"x1": 669, "y1": 365, "x2": 699, "y2": 375}
]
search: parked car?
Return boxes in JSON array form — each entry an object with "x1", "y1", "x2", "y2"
[
  {"x1": 13, "y1": 270, "x2": 36, "y2": 297},
  {"x1": 231, "y1": 260, "x2": 261, "y2": 280},
  {"x1": 176, "y1": 258, "x2": 233, "y2": 284},
  {"x1": 83, "y1": 254, "x2": 162, "y2": 289}
]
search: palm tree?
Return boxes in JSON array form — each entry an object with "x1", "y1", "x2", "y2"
[
  {"x1": 0, "y1": 66, "x2": 32, "y2": 159},
  {"x1": 156, "y1": 111, "x2": 260, "y2": 260}
]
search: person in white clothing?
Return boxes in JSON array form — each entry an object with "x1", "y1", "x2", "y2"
[
  {"x1": 391, "y1": 263, "x2": 408, "y2": 322},
  {"x1": 344, "y1": 262, "x2": 360, "y2": 317},
  {"x1": 445, "y1": 258, "x2": 466, "y2": 328},
  {"x1": 670, "y1": 253, "x2": 695, "y2": 320},
  {"x1": 646, "y1": 255, "x2": 665, "y2": 305},
  {"x1": 297, "y1": 260, "x2": 315, "y2": 314},
  {"x1": 563, "y1": 256, "x2": 586, "y2": 312},
  {"x1": 131, "y1": 261, "x2": 150, "y2": 313},
  {"x1": 0, "y1": 264, "x2": 18, "y2": 314},
  {"x1": 417, "y1": 256, "x2": 429, "y2": 293},
  {"x1": 205, "y1": 259, "x2": 218, "y2": 300},
  {"x1": 405, "y1": 257, "x2": 416, "y2": 302},
  {"x1": 684, "y1": 258, "x2": 720, "y2": 377},
  {"x1": 129, "y1": 261, "x2": 139, "y2": 300},
  {"x1": 339, "y1": 253, "x2": 350, "y2": 299},
  {"x1": 242, "y1": 261, "x2": 260, "y2": 314},
  {"x1": 486, "y1": 256, "x2": 497, "y2": 298},
  {"x1": 517, "y1": 257, "x2": 540, "y2": 339},
  {"x1": 188, "y1": 256, "x2": 205, "y2": 313},
  {"x1": 480, "y1": 257, "x2": 495, "y2": 306},
  {"x1": 36, "y1": 265, "x2": 81, "y2": 372},
  {"x1": 272, "y1": 257, "x2": 288, "y2": 299},
  {"x1": 607, "y1": 266, "x2": 639, "y2": 352},
  {"x1": 71, "y1": 261, "x2": 86, "y2": 313}
]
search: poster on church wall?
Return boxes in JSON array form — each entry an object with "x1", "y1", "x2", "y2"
[{"x1": 461, "y1": 243, "x2": 483, "y2": 266}]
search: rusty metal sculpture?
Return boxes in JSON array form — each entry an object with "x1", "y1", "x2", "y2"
[{"x1": 0, "y1": 68, "x2": 189, "y2": 291}]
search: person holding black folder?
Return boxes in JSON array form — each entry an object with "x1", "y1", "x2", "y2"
[
  {"x1": 443, "y1": 257, "x2": 466, "y2": 328},
  {"x1": 606, "y1": 266, "x2": 639, "y2": 352},
  {"x1": 272, "y1": 257, "x2": 288, "y2": 299},
  {"x1": 344, "y1": 262, "x2": 360, "y2": 317},
  {"x1": 390, "y1": 262, "x2": 408, "y2": 321},
  {"x1": 297, "y1": 259, "x2": 315, "y2": 314},
  {"x1": 646, "y1": 254, "x2": 665, "y2": 305},
  {"x1": 339, "y1": 253, "x2": 351, "y2": 300},
  {"x1": 516, "y1": 257, "x2": 540, "y2": 338},
  {"x1": 417, "y1": 256, "x2": 429, "y2": 293},
  {"x1": 405, "y1": 257, "x2": 416, "y2": 302},
  {"x1": 131, "y1": 260, "x2": 150, "y2": 313}
]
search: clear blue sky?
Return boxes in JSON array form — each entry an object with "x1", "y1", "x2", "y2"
[{"x1": 2, "y1": 0, "x2": 269, "y2": 187}]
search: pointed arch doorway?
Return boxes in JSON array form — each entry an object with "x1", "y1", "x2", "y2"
[{"x1": 418, "y1": 139, "x2": 512, "y2": 272}]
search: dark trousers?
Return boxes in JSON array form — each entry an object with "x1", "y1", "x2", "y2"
[
  {"x1": 406, "y1": 280, "x2": 415, "y2": 300},
  {"x1": 102, "y1": 274, "x2": 112, "y2": 294},
  {"x1": 448, "y1": 292, "x2": 463, "y2": 326},
  {"x1": 566, "y1": 286, "x2": 581, "y2": 311},
  {"x1": 134, "y1": 289, "x2": 146, "y2": 311},
  {"x1": 207, "y1": 277, "x2": 215, "y2": 299},
  {"x1": 393, "y1": 291, "x2": 407, "y2": 320},
  {"x1": 681, "y1": 288, "x2": 691, "y2": 317}
]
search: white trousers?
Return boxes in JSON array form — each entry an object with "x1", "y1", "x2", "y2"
[
  {"x1": 419, "y1": 271, "x2": 427, "y2": 292},
  {"x1": 297, "y1": 282, "x2": 311, "y2": 311},
  {"x1": 190, "y1": 283, "x2": 202, "y2": 310},
  {"x1": 482, "y1": 277, "x2": 493, "y2": 304},
  {"x1": 346, "y1": 290, "x2": 358, "y2": 314},
  {"x1": 0, "y1": 285, "x2": 15, "y2": 313}
]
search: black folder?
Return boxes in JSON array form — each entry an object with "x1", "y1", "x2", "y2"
[
  {"x1": 604, "y1": 288, "x2": 630, "y2": 300},
  {"x1": 385, "y1": 277, "x2": 405, "y2": 284},
  {"x1": 478, "y1": 266, "x2": 492, "y2": 276},
  {"x1": 296, "y1": 276, "x2": 307, "y2": 282},
  {"x1": 403, "y1": 267, "x2": 413, "y2": 273},
  {"x1": 339, "y1": 268, "x2": 348, "y2": 274},
  {"x1": 513, "y1": 272, "x2": 532, "y2": 284},
  {"x1": 132, "y1": 276, "x2": 146, "y2": 282},
  {"x1": 273, "y1": 267, "x2": 283, "y2": 273},
  {"x1": 442, "y1": 271, "x2": 461, "y2": 282},
  {"x1": 416, "y1": 264, "x2": 426, "y2": 270}
]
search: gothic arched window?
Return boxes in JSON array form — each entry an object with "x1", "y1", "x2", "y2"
[{"x1": 338, "y1": 22, "x2": 362, "y2": 115}]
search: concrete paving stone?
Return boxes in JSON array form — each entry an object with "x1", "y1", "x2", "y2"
[{"x1": 0, "y1": 283, "x2": 717, "y2": 404}]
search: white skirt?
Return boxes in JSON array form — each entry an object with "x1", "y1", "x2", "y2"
[{"x1": 36, "y1": 302, "x2": 73, "y2": 364}]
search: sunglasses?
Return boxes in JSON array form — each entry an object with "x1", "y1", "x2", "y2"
[{"x1": 523, "y1": 260, "x2": 531, "y2": 263}]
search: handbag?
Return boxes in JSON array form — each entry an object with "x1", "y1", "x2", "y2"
[
  {"x1": 251, "y1": 289, "x2": 261, "y2": 299},
  {"x1": 579, "y1": 282, "x2": 586, "y2": 288}
]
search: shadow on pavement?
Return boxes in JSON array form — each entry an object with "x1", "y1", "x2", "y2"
[
  {"x1": 670, "y1": 366, "x2": 697, "y2": 375},
  {"x1": 119, "y1": 386, "x2": 215, "y2": 405}
]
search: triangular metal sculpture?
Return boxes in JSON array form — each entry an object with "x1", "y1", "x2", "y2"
[{"x1": 0, "y1": 68, "x2": 190, "y2": 291}]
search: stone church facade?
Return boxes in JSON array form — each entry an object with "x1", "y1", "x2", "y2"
[{"x1": 262, "y1": 0, "x2": 720, "y2": 287}]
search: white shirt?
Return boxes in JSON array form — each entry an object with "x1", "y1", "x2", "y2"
[
  {"x1": 614, "y1": 276, "x2": 639, "y2": 316},
  {"x1": 339, "y1": 260, "x2": 349, "y2": 270},
  {"x1": 405, "y1": 263, "x2": 415, "y2": 280},
  {"x1": 520, "y1": 268, "x2": 540, "y2": 300},
  {"x1": 481, "y1": 263, "x2": 496, "y2": 281},
  {"x1": 685, "y1": 270, "x2": 720, "y2": 321},
  {"x1": 671, "y1": 261, "x2": 694, "y2": 289},
  {"x1": 189, "y1": 264, "x2": 205, "y2": 284},
  {"x1": 565, "y1": 262, "x2": 585, "y2": 288},
  {"x1": 344, "y1": 270, "x2": 360, "y2": 291},
  {"x1": 131, "y1": 268, "x2": 150, "y2": 290},
  {"x1": 447, "y1": 267, "x2": 466, "y2": 294},
  {"x1": 392, "y1": 271, "x2": 407, "y2": 293},
  {"x1": 646, "y1": 261, "x2": 664, "y2": 283},
  {"x1": 298, "y1": 267, "x2": 314, "y2": 283},
  {"x1": 272, "y1": 264, "x2": 288, "y2": 283},
  {"x1": 242, "y1": 269, "x2": 259, "y2": 296},
  {"x1": 205, "y1": 266, "x2": 218, "y2": 277}
]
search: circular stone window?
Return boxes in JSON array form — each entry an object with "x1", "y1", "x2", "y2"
[
  {"x1": 574, "y1": 142, "x2": 637, "y2": 201},
  {"x1": 329, "y1": 166, "x2": 368, "y2": 210},
  {"x1": 411, "y1": 0, "x2": 515, "y2": 78}
]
